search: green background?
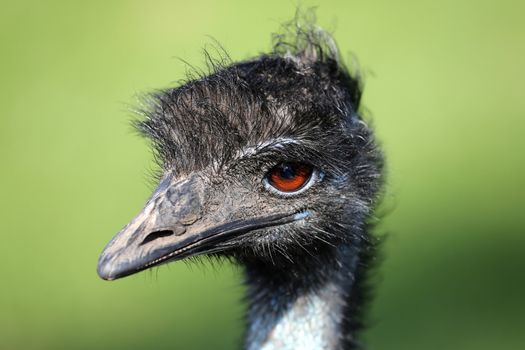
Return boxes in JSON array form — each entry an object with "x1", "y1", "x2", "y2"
[{"x1": 1, "y1": 0, "x2": 524, "y2": 349}]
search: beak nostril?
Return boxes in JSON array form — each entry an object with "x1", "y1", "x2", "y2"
[{"x1": 141, "y1": 230, "x2": 174, "y2": 245}]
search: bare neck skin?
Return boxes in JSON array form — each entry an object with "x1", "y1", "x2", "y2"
[{"x1": 243, "y1": 243, "x2": 363, "y2": 350}]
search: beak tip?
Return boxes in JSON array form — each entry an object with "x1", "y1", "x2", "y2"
[{"x1": 97, "y1": 253, "x2": 118, "y2": 281}]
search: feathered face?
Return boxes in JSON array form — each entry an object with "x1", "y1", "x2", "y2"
[{"x1": 97, "y1": 49, "x2": 382, "y2": 280}]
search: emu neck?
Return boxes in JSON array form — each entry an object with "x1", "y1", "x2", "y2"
[{"x1": 243, "y1": 243, "x2": 362, "y2": 350}]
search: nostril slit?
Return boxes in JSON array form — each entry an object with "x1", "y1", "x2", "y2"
[{"x1": 141, "y1": 230, "x2": 174, "y2": 245}]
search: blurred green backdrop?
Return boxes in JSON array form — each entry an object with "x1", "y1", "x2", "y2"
[{"x1": 1, "y1": 0, "x2": 524, "y2": 349}]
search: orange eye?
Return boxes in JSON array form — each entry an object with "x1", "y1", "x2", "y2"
[{"x1": 267, "y1": 162, "x2": 313, "y2": 193}]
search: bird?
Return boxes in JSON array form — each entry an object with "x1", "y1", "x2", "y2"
[{"x1": 97, "y1": 20, "x2": 384, "y2": 350}]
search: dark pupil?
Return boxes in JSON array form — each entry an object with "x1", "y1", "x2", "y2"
[{"x1": 279, "y1": 163, "x2": 296, "y2": 180}]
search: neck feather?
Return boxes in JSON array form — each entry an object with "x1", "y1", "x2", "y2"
[{"x1": 242, "y1": 239, "x2": 370, "y2": 350}]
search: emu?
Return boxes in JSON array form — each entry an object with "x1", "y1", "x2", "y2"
[{"x1": 97, "y1": 23, "x2": 383, "y2": 350}]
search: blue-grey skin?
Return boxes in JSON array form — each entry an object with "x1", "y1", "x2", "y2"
[
  {"x1": 253, "y1": 282, "x2": 344, "y2": 350},
  {"x1": 247, "y1": 246, "x2": 360, "y2": 350}
]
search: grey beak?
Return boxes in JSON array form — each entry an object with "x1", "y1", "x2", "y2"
[
  {"x1": 97, "y1": 174, "x2": 299, "y2": 281},
  {"x1": 97, "y1": 174, "x2": 205, "y2": 280}
]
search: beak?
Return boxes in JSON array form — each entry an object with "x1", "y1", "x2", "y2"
[{"x1": 97, "y1": 174, "x2": 299, "y2": 280}]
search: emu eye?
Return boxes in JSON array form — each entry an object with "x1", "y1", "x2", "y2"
[{"x1": 265, "y1": 162, "x2": 315, "y2": 194}]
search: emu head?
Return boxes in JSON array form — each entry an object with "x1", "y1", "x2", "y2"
[{"x1": 97, "y1": 32, "x2": 382, "y2": 281}]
